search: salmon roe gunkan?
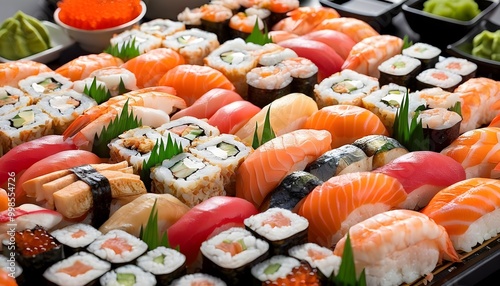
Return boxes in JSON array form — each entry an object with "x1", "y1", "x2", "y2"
[{"x1": 57, "y1": 0, "x2": 142, "y2": 30}]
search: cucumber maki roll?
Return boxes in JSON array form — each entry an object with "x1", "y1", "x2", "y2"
[
  {"x1": 378, "y1": 54, "x2": 421, "y2": 88},
  {"x1": 100, "y1": 264, "x2": 156, "y2": 286},
  {"x1": 170, "y1": 273, "x2": 227, "y2": 286},
  {"x1": 251, "y1": 255, "x2": 301, "y2": 284},
  {"x1": 136, "y1": 246, "x2": 187, "y2": 286},
  {"x1": 402, "y1": 42, "x2": 441, "y2": 69}
]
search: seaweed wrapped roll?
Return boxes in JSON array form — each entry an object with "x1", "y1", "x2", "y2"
[
  {"x1": 100, "y1": 264, "x2": 156, "y2": 286},
  {"x1": 136, "y1": 246, "x2": 187, "y2": 286}
]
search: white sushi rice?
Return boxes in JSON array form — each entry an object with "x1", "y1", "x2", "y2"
[
  {"x1": 402, "y1": 42, "x2": 441, "y2": 60},
  {"x1": 110, "y1": 29, "x2": 162, "y2": 54},
  {"x1": 0, "y1": 86, "x2": 31, "y2": 117},
  {"x1": 452, "y1": 208, "x2": 500, "y2": 252},
  {"x1": 258, "y1": 47, "x2": 298, "y2": 66},
  {"x1": 314, "y1": 69, "x2": 379, "y2": 108},
  {"x1": 170, "y1": 273, "x2": 227, "y2": 286},
  {"x1": 51, "y1": 223, "x2": 102, "y2": 249},
  {"x1": 288, "y1": 243, "x2": 341, "y2": 278},
  {"x1": 410, "y1": 87, "x2": 462, "y2": 110},
  {"x1": 87, "y1": 230, "x2": 148, "y2": 264},
  {"x1": 247, "y1": 65, "x2": 293, "y2": 90},
  {"x1": 251, "y1": 255, "x2": 301, "y2": 282},
  {"x1": 18, "y1": 72, "x2": 73, "y2": 102},
  {"x1": 244, "y1": 208, "x2": 309, "y2": 242},
  {"x1": 140, "y1": 19, "x2": 186, "y2": 38},
  {"x1": 436, "y1": 57, "x2": 478, "y2": 77},
  {"x1": 162, "y1": 28, "x2": 220, "y2": 65},
  {"x1": 417, "y1": 108, "x2": 462, "y2": 130},
  {"x1": 43, "y1": 252, "x2": 111, "y2": 286},
  {"x1": 136, "y1": 246, "x2": 186, "y2": 275},
  {"x1": 280, "y1": 57, "x2": 318, "y2": 79},
  {"x1": 200, "y1": 227, "x2": 269, "y2": 269},
  {"x1": 378, "y1": 54, "x2": 421, "y2": 76},
  {"x1": 416, "y1": 68, "x2": 462, "y2": 90},
  {"x1": 100, "y1": 264, "x2": 156, "y2": 286}
]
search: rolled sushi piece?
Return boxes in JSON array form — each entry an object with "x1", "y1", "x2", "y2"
[
  {"x1": 410, "y1": 87, "x2": 461, "y2": 110},
  {"x1": 279, "y1": 57, "x2": 318, "y2": 98},
  {"x1": 402, "y1": 42, "x2": 441, "y2": 69},
  {"x1": 0, "y1": 86, "x2": 32, "y2": 117},
  {"x1": 435, "y1": 56, "x2": 478, "y2": 82},
  {"x1": 204, "y1": 38, "x2": 260, "y2": 98},
  {"x1": 245, "y1": 6, "x2": 272, "y2": 28},
  {"x1": 251, "y1": 255, "x2": 301, "y2": 283},
  {"x1": 86, "y1": 229, "x2": 148, "y2": 265},
  {"x1": 314, "y1": 69, "x2": 379, "y2": 108},
  {"x1": 156, "y1": 116, "x2": 220, "y2": 147},
  {"x1": 200, "y1": 4, "x2": 234, "y2": 43},
  {"x1": 288, "y1": 243, "x2": 341, "y2": 282},
  {"x1": 136, "y1": 246, "x2": 187, "y2": 286},
  {"x1": 50, "y1": 223, "x2": 102, "y2": 256},
  {"x1": 170, "y1": 273, "x2": 227, "y2": 286},
  {"x1": 189, "y1": 134, "x2": 253, "y2": 196},
  {"x1": 257, "y1": 45, "x2": 298, "y2": 67},
  {"x1": 417, "y1": 108, "x2": 462, "y2": 152},
  {"x1": 150, "y1": 152, "x2": 225, "y2": 207},
  {"x1": 100, "y1": 264, "x2": 156, "y2": 286},
  {"x1": 36, "y1": 89, "x2": 97, "y2": 134},
  {"x1": 17, "y1": 72, "x2": 73, "y2": 102},
  {"x1": 139, "y1": 19, "x2": 186, "y2": 39},
  {"x1": 259, "y1": 171, "x2": 323, "y2": 212},
  {"x1": 305, "y1": 144, "x2": 372, "y2": 182},
  {"x1": 177, "y1": 7, "x2": 204, "y2": 29},
  {"x1": 352, "y1": 134, "x2": 409, "y2": 170},
  {"x1": 247, "y1": 65, "x2": 293, "y2": 108},
  {"x1": 43, "y1": 252, "x2": 111, "y2": 286},
  {"x1": 200, "y1": 227, "x2": 269, "y2": 285},
  {"x1": 378, "y1": 54, "x2": 421, "y2": 88},
  {"x1": 244, "y1": 208, "x2": 309, "y2": 255},
  {"x1": 0, "y1": 106, "x2": 54, "y2": 153},
  {"x1": 162, "y1": 28, "x2": 220, "y2": 65},
  {"x1": 110, "y1": 29, "x2": 162, "y2": 54},
  {"x1": 416, "y1": 68, "x2": 463, "y2": 92},
  {"x1": 229, "y1": 12, "x2": 265, "y2": 40}
]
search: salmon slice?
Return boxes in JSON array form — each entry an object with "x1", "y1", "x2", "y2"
[
  {"x1": 262, "y1": 212, "x2": 291, "y2": 228},
  {"x1": 71, "y1": 229, "x2": 87, "y2": 239},
  {"x1": 298, "y1": 172, "x2": 407, "y2": 248},
  {"x1": 307, "y1": 248, "x2": 330, "y2": 261},
  {"x1": 215, "y1": 240, "x2": 245, "y2": 256},
  {"x1": 57, "y1": 260, "x2": 93, "y2": 276},
  {"x1": 101, "y1": 237, "x2": 133, "y2": 255}
]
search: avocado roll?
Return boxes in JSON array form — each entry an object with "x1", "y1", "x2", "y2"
[
  {"x1": 139, "y1": 19, "x2": 186, "y2": 39},
  {"x1": 416, "y1": 68, "x2": 463, "y2": 92},
  {"x1": 417, "y1": 108, "x2": 462, "y2": 152},
  {"x1": 0, "y1": 86, "x2": 31, "y2": 117},
  {"x1": 43, "y1": 252, "x2": 111, "y2": 286},
  {"x1": 200, "y1": 227, "x2": 269, "y2": 285},
  {"x1": 150, "y1": 152, "x2": 224, "y2": 207},
  {"x1": 36, "y1": 89, "x2": 97, "y2": 134},
  {"x1": 352, "y1": 134, "x2": 409, "y2": 169},
  {"x1": 244, "y1": 208, "x2": 309, "y2": 256},
  {"x1": 170, "y1": 273, "x2": 227, "y2": 286},
  {"x1": 402, "y1": 42, "x2": 441, "y2": 69},
  {"x1": 247, "y1": 65, "x2": 293, "y2": 108},
  {"x1": 378, "y1": 54, "x2": 421, "y2": 88},
  {"x1": 156, "y1": 116, "x2": 220, "y2": 147},
  {"x1": 100, "y1": 264, "x2": 156, "y2": 286},
  {"x1": 162, "y1": 28, "x2": 220, "y2": 65},
  {"x1": 136, "y1": 246, "x2": 187, "y2": 286},
  {"x1": 110, "y1": 30, "x2": 162, "y2": 54},
  {"x1": 50, "y1": 223, "x2": 102, "y2": 256},
  {"x1": 0, "y1": 106, "x2": 53, "y2": 153},
  {"x1": 251, "y1": 255, "x2": 301, "y2": 284},
  {"x1": 86, "y1": 229, "x2": 148, "y2": 266},
  {"x1": 18, "y1": 72, "x2": 73, "y2": 103}
]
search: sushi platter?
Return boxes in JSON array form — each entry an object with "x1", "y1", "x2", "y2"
[{"x1": 2, "y1": 0, "x2": 500, "y2": 285}]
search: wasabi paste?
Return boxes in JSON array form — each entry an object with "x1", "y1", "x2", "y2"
[
  {"x1": 472, "y1": 30, "x2": 500, "y2": 61},
  {"x1": 423, "y1": 0, "x2": 481, "y2": 21}
]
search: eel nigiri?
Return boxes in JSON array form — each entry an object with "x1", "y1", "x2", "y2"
[
  {"x1": 235, "y1": 129, "x2": 332, "y2": 209},
  {"x1": 422, "y1": 178, "x2": 500, "y2": 252},
  {"x1": 298, "y1": 172, "x2": 407, "y2": 247},
  {"x1": 333, "y1": 209, "x2": 460, "y2": 286},
  {"x1": 373, "y1": 151, "x2": 466, "y2": 210}
]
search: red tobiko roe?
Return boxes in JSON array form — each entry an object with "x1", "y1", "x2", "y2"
[{"x1": 57, "y1": 0, "x2": 142, "y2": 30}]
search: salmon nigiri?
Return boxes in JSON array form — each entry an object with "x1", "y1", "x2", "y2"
[
  {"x1": 333, "y1": 210, "x2": 460, "y2": 286},
  {"x1": 55, "y1": 53, "x2": 124, "y2": 81},
  {"x1": 298, "y1": 172, "x2": 407, "y2": 247},
  {"x1": 158, "y1": 64, "x2": 235, "y2": 106},
  {"x1": 235, "y1": 129, "x2": 332, "y2": 209},
  {"x1": 422, "y1": 178, "x2": 500, "y2": 252},
  {"x1": 304, "y1": 105, "x2": 389, "y2": 149}
]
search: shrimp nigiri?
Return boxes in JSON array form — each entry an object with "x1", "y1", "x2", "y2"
[
  {"x1": 333, "y1": 210, "x2": 460, "y2": 286},
  {"x1": 314, "y1": 17, "x2": 379, "y2": 43},
  {"x1": 55, "y1": 53, "x2": 124, "y2": 81},
  {"x1": 272, "y1": 6, "x2": 341, "y2": 36},
  {"x1": 0, "y1": 60, "x2": 52, "y2": 87}
]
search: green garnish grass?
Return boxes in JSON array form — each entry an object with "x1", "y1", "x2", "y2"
[
  {"x1": 140, "y1": 133, "x2": 183, "y2": 191},
  {"x1": 92, "y1": 100, "x2": 142, "y2": 158},
  {"x1": 139, "y1": 199, "x2": 172, "y2": 251},
  {"x1": 450, "y1": 101, "x2": 462, "y2": 117},
  {"x1": 402, "y1": 35, "x2": 413, "y2": 51},
  {"x1": 392, "y1": 89, "x2": 429, "y2": 151},
  {"x1": 83, "y1": 77, "x2": 111, "y2": 104},
  {"x1": 246, "y1": 19, "x2": 273, "y2": 46},
  {"x1": 252, "y1": 106, "x2": 276, "y2": 149},
  {"x1": 330, "y1": 233, "x2": 367, "y2": 286},
  {"x1": 104, "y1": 37, "x2": 140, "y2": 62}
]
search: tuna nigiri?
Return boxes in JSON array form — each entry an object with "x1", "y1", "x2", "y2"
[
  {"x1": 333, "y1": 209, "x2": 460, "y2": 286},
  {"x1": 235, "y1": 129, "x2": 332, "y2": 209},
  {"x1": 55, "y1": 53, "x2": 124, "y2": 81},
  {"x1": 374, "y1": 151, "x2": 466, "y2": 210},
  {"x1": 298, "y1": 172, "x2": 407, "y2": 247},
  {"x1": 301, "y1": 29, "x2": 356, "y2": 60},
  {"x1": 303, "y1": 105, "x2": 389, "y2": 149},
  {"x1": 208, "y1": 100, "x2": 261, "y2": 134},
  {"x1": 422, "y1": 178, "x2": 500, "y2": 252}
]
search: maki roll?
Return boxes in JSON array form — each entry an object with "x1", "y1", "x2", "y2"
[
  {"x1": 416, "y1": 68, "x2": 463, "y2": 92},
  {"x1": 288, "y1": 243, "x2": 341, "y2": 282},
  {"x1": 257, "y1": 45, "x2": 298, "y2": 67},
  {"x1": 110, "y1": 30, "x2": 162, "y2": 54},
  {"x1": 43, "y1": 252, "x2": 111, "y2": 286},
  {"x1": 136, "y1": 246, "x2": 187, "y2": 286},
  {"x1": 352, "y1": 135, "x2": 409, "y2": 169},
  {"x1": 36, "y1": 89, "x2": 97, "y2": 134},
  {"x1": 156, "y1": 116, "x2": 220, "y2": 147},
  {"x1": 50, "y1": 223, "x2": 102, "y2": 255},
  {"x1": 170, "y1": 273, "x2": 227, "y2": 286},
  {"x1": 244, "y1": 208, "x2": 309, "y2": 255},
  {"x1": 435, "y1": 56, "x2": 478, "y2": 82},
  {"x1": 86, "y1": 229, "x2": 148, "y2": 266},
  {"x1": 245, "y1": 7, "x2": 272, "y2": 29},
  {"x1": 150, "y1": 152, "x2": 225, "y2": 207},
  {"x1": 190, "y1": 134, "x2": 253, "y2": 196},
  {"x1": 411, "y1": 87, "x2": 462, "y2": 110},
  {"x1": 314, "y1": 69, "x2": 379, "y2": 108},
  {"x1": 200, "y1": 227, "x2": 269, "y2": 285},
  {"x1": 0, "y1": 86, "x2": 32, "y2": 117},
  {"x1": 305, "y1": 144, "x2": 372, "y2": 182},
  {"x1": 264, "y1": 0, "x2": 300, "y2": 27},
  {"x1": 139, "y1": 19, "x2": 186, "y2": 39},
  {"x1": 247, "y1": 65, "x2": 293, "y2": 108},
  {"x1": 177, "y1": 7, "x2": 204, "y2": 29},
  {"x1": 279, "y1": 57, "x2": 318, "y2": 98},
  {"x1": 162, "y1": 28, "x2": 220, "y2": 66},
  {"x1": 100, "y1": 264, "x2": 156, "y2": 286},
  {"x1": 417, "y1": 108, "x2": 462, "y2": 152},
  {"x1": 18, "y1": 72, "x2": 73, "y2": 102},
  {"x1": 200, "y1": 4, "x2": 234, "y2": 43},
  {"x1": 229, "y1": 12, "x2": 265, "y2": 40},
  {"x1": 402, "y1": 42, "x2": 441, "y2": 69},
  {"x1": 251, "y1": 255, "x2": 301, "y2": 284},
  {"x1": 378, "y1": 54, "x2": 421, "y2": 88},
  {"x1": 0, "y1": 106, "x2": 53, "y2": 153}
]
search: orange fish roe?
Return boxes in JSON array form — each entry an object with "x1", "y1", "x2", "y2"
[{"x1": 57, "y1": 0, "x2": 142, "y2": 30}]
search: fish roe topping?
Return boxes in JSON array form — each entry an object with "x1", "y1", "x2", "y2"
[
  {"x1": 15, "y1": 225, "x2": 60, "y2": 256},
  {"x1": 57, "y1": 0, "x2": 142, "y2": 30}
]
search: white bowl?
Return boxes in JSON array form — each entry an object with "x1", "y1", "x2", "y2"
[{"x1": 53, "y1": 1, "x2": 147, "y2": 53}]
